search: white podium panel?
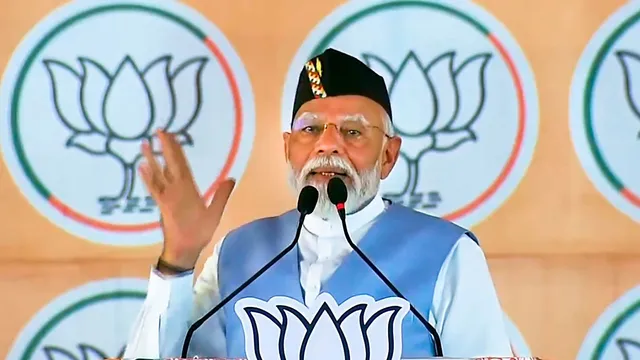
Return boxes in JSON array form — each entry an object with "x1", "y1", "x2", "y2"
[{"x1": 112, "y1": 358, "x2": 543, "y2": 360}]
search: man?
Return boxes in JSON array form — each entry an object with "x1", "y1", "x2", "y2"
[{"x1": 123, "y1": 48, "x2": 513, "y2": 358}]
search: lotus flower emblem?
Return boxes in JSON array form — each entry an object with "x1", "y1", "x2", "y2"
[
  {"x1": 363, "y1": 51, "x2": 491, "y2": 209},
  {"x1": 42, "y1": 344, "x2": 125, "y2": 360},
  {"x1": 43, "y1": 55, "x2": 207, "y2": 214},
  {"x1": 235, "y1": 293, "x2": 410, "y2": 360},
  {"x1": 617, "y1": 50, "x2": 640, "y2": 140},
  {"x1": 618, "y1": 338, "x2": 640, "y2": 360}
]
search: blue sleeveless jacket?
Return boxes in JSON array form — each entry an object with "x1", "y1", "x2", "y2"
[{"x1": 217, "y1": 204, "x2": 477, "y2": 358}]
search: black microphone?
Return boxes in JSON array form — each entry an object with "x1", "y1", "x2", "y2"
[
  {"x1": 327, "y1": 177, "x2": 444, "y2": 357},
  {"x1": 180, "y1": 185, "x2": 319, "y2": 358}
]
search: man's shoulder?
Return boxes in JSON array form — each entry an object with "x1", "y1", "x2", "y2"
[
  {"x1": 387, "y1": 203, "x2": 466, "y2": 229},
  {"x1": 227, "y1": 209, "x2": 298, "y2": 235},
  {"x1": 218, "y1": 209, "x2": 298, "y2": 251},
  {"x1": 385, "y1": 202, "x2": 478, "y2": 244}
]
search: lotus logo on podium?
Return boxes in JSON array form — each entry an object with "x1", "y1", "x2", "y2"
[{"x1": 235, "y1": 293, "x2": 410, "y2": 360}]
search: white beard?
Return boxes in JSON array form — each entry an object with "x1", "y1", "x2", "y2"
[{"x1": 287, "y1": 155, "x2": 381, "y2": 220}]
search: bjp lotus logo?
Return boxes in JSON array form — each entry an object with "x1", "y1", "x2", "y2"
[
  {"x1": 617, "y1": 50, "x2": 640, "y2": 139},
  {"x1": 43, "y1": 55, "x2": 207, "y2": 211},
  {"x1": 363, "y1": 51, "x2": 491, "y2": 209},
  {"x1": 617, "y1": 338, "x2": 640, "y2": 360},
  {"x1": 235, "y1": 294, "x2": 410, "y2": 360},
  {"x1": 42, "y1": 344, "x2": 125, "y2": 360}
]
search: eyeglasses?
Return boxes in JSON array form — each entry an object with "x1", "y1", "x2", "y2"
[{"x1": 290, "y1": 113, "x2": 391, "y2": 147}]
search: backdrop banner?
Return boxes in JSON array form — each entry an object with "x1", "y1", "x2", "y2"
[{"x1": 1, "y1": 1, "x2": 639, "y2": 359}]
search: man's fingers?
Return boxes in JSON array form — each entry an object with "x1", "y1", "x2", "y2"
[
  {"x1": 205, "y1": 178, "x2": 236, "y2": 222},
  {"x1": 140, "y1": 141, "x2": 166, "y2": 195},
  {"x1": 157, "y1": 130, "x2": 192, "y2": 180},
  {"x1": 139, "y1": 163, "x2": 164, "y2": 198},
  {"x1": 141, "y1": 140, "x2": 165, "y2": 181}
]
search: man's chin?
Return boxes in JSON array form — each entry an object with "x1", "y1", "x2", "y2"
[{"x1": 311, "y1": 197, "x2": 341, "y2": 219}]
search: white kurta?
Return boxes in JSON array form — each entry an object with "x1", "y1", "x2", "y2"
[{"x1": 123, "y1": 195, "x2": 513, "y2": 358}]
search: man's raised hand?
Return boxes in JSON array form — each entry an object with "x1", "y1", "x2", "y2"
[{"x1": 139, "y1": 129, "x2": 235, "y2": 271}]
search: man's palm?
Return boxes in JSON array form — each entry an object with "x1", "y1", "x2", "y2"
[{"x1": 139, "y1": 130, "x2": 235, "y2": 267}]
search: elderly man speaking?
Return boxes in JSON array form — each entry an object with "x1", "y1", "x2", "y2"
[{"x1": 123, "y1": 48, "x2": 513, "y2": 359}]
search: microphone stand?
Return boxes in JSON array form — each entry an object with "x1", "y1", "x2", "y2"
[
  {"x1": 335, "y1": 208, "x2": 444, "y2": 357},
  {"x1": 180, "y1": 186, "x2": 318, "y2": 357},
  {"x1": 328, "y1": 177, "x2": 443, "y2": 357}
]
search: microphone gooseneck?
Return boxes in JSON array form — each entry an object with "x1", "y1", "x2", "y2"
[
  {"x1": 180, "y1": 185, "x2": 319, "y2": 358},
  {"x1": 326, "y1": 177, "x2": 444, "y2": 357}
]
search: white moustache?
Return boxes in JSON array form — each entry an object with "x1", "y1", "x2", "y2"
[
  {"x1": 287, "y1": 155, "x2": 381, "y2": 219},
  {"x1": 300, "y1": 156, "x2": 358, "y2": 181}
]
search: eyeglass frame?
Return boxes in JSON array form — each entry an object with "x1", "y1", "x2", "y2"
[{"x1": 289, "y1": 112, "x2": 393, "y2": 146}]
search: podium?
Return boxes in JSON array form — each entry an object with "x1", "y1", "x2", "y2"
[{"x1": 105, "y1": 356, "x2": 542, "y2": 360}]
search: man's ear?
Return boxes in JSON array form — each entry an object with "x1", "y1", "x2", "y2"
[
  {"x1": 283, "y1": 132, "x2": 291, "y2": 160},
  {"x1": 380, "y1": 136, "x2": 402, "y2": 179}
]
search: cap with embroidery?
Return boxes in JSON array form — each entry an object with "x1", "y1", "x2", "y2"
[{"x1": 290, "y1": 48, "x2": 392, "y2": 125}]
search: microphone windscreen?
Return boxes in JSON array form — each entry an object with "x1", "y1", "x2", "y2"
[
  {"x1": 327, "y1": 177, "x2": 348, "y2": 204},
  {"x1": 297, "y1": 186, "x2": 319, "y2": 214}
]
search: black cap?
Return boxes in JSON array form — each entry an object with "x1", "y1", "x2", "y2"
[{"x1": 290, "y1": 48, "x2": 392, "y2": 126}]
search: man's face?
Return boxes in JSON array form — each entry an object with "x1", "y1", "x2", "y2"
[{"x1": 283, "y1": 95, "x2": 401, "y2": 218}]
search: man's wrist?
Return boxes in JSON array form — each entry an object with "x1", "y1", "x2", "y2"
[{"x1": 155, "y1": 256, "x2": 195, "y2": 275}]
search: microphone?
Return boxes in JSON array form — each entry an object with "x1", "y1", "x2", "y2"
[
  {"x1": 327, "y1": 177, "x2": 444, "y2": 357},
  {"x1": 180, "y1": 185, "x2": 319, "y2": 358}
]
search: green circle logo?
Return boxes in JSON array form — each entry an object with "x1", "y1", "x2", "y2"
[
  {"x1": 577, "y1": 285, "x2": 640, "y2": 359},
  {"x1": 6, "y1": 278, "x2": 147, "y2": 360},
  {"x1": 281, "y1": 0, "x2": 539, "y2": 229},
  {"x1": 0, "y1": 0, "x2": 255, "y2": 246},
  {"x1": 570, "y1": 1, "x2": 640, "y2": 223}
]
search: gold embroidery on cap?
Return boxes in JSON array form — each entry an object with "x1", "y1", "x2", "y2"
[{"x1": 305, "y1": 58, "x2": 327, "y2": 98}]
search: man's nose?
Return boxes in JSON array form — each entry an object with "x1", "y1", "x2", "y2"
[{"x1": 314, "y1": 123, "x2": 344, "y2": 154}]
